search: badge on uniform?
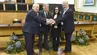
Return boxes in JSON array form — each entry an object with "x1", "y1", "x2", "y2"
[
  {"x1": 40, "y1": 24, "x2": 41, "y2": 27},
  {"x1": 54, "y1": 25, "x2": 58, "y2": 28},
  {"x1": 61, "y1": 22, "x2": 63, "y2": 25}
]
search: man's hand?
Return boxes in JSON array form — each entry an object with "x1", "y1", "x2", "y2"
[
  {"x1": 49, "y1": 19, "x2": 56, "y2": 25},
  {"x1": 46, "y1": 19, "x2": 56, "y2": 25}
]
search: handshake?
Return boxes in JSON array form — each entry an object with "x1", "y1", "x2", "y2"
[{"x1": 46, "y1": 19, "x2": 56, "y2": 25}]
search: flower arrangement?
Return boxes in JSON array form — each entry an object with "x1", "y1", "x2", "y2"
[
  {"x1": 5, "y1": 32, "x2": 25, "y2": 54},
  {"x1": 75, "y1": 29, "x2": 89, "y2": 45}
]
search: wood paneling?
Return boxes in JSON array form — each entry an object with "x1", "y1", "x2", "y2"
[
  {"x1": 0, "y1": 12, "x2": 3, "y2": 24},
  {"x1": 17, "y1": 12, "x2": 26, "y2": 21},
  {"x1": 25, "y1": 0, "x2": 32, "y2": 3},
  {"x1": 0, "y1": 12, "x2": 27, "y2": 24},
  {"x1": 93, "y1": 25, "x2": 97, "y2": 33},
  {"x1": 0, "y1": 27, "x2": 22, "y2": 36}
]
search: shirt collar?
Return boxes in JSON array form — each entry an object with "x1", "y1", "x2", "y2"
[{"x1": 64, "y1": 7, "x2": 69, "y2": 11}]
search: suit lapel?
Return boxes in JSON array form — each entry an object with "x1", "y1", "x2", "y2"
[
  {"x1": 65, "y1": 8, "x2": 69, "y2": 14},
  {"x1": 63, "y1": 8, "x2": 69, "y2": 16},
  {"x1": 43, "y1": 11, "x2": 48, "y2": 18}
]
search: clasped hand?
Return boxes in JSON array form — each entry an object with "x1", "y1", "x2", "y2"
[{"x1": 46, "y1": 19, "x2": 56, "y2": 25}]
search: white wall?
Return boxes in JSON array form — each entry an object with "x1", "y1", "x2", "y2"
[
  {"x1": 75, "y1": 0, "x2": 97, "y2": 13},
  {"x1": 0, "y1": 0, "x2": 16, "y2": 2},
  {"x1": 0, "y1": 0, "x2": 5, "y2": 2},
  {"x1": 34, "y1": 0, "x2": 74, "y2": 4}
]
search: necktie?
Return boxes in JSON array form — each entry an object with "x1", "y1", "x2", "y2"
[
  {"x1": 44, "y1": 12, "x2": 47, "y2": 18},
  {"x1": 62, "y1": 8, "x2": 67, "y2": 17}
]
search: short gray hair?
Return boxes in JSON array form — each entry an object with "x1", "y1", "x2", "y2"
[
  {"x1": 62, "y1": 0, "x2": 69, "y2": 5},
  {"x1": 43, "y1": 4, "x2": 49, "y2": 7},
  {"x1": 33, "y1": 3, "x2": 39, "y2": 8}
]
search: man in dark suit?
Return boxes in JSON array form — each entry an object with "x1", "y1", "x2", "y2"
[
  {"x1": 55, "y1": 1, "x2": 75, "y2": 55},
  {"x1": 22, "y1": 4, "x2": 55, "y2": 55},
  {"x1": 38, "y1": 4, "x2": 52, "y2": 52}
]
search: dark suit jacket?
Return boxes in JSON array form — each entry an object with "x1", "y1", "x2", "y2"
[
  {"x1": 52, "y1": 13, "x2": 61, "y2": 28},
  {"x1": 22, "y1": 9, "x2": 46, "y2": 34},
  {"x1": 39, "y1": 10, "x2": 52, "y2": 19},
  {"x1": 51, "y1": 13, "x2": 61, "y2": 36},
  {"x1": 38, "y1": 10, "x2": 52, "y2": 32},
  {"x1": 56, "y1": 8, "x2": 75, "y2": 33}
]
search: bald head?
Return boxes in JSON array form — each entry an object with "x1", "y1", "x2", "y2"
[
  {"x1": 62, "y1": 1, "x2": 69, "y2": 8},
  {"x1": 32, "y1": 3, "x2": 39, "y2": 13}
]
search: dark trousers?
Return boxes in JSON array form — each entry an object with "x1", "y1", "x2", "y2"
[
  {"x1": 52, "y1": 35, "x2": 60, "y2": 51},
  {"x1": 23, "y1": 32, "x2": 35, "y2": 55},
  {"x1": 38, "y1": 32, "x2": 43, "y2": 52},
  {"x1": 38, "y1": 27, "x2": 49, "y2": 52},
  {"x1": 64, "y1": 32, "x2": 72, "y2": 52},
  {"x1": 51, "y1": 28, "x2": 61, "y2": 51},
  {"x1": 43, "y1": 30, "x2": 49, "y2": 49}
]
